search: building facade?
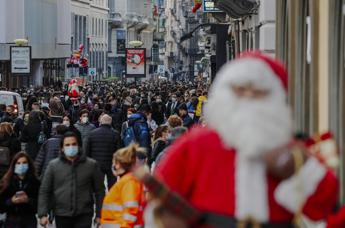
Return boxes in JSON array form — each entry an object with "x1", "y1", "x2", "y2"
[
  {"x1": 276, "y1": 0, "x2": 345, "y2": 201},
  {"x1": 71, "y1": 0, "x2": 109, "y2": 81},
  {"x1": 107, "y1": 0, "x2": 154, "y2": 78},
  {"x1": 0, "y1": 0, "x2": 71, "y2": 87}
]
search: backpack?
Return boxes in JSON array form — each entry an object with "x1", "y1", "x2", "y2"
[
  {"x1": 122, "y1": 119, "x2": 150, "y2": 147},
  {"x1": 37, "y1": 121, "x2": 47, "y2": 144},
  {"x1": 0, "y1": 146, "x2": 11, "y2": 166},
  {"x1": 123, "y1": 122, "x2": 137, "y2": 146}
]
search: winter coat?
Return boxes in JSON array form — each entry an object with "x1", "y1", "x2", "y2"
[
  {"x1": 74, "y1": 121, "x2": 96, "y2": 143},
  {"x1": 151, "y1": 101, "x2": 166, "y2": 125},
  {"x1": 195, "y1": 95, "x2": 207, "y2": 117},
  {"x1": 182, "y1": 114, "x2": 194, "y2": 128},
  {"x1": 69, "y1": 105, "x2": 80, "y2": 124},
  {"x1": 0, "y1": 134, "x2": 21, "y2": 178},
  {"x1": 38, "y1": 153, "x2": 105, "y2": 218},
  {"x1": 20, "y1": 121, "x2": 49, "y2": 160},
  {"x1": 85, "y1": 125, "x2": 121, "y2": 169},
  {"x1": 151, "y1": 139, "x2": 167, "y2": 165},
  {"x1": 0, "y1": 174, "x2": 40, "y2": 216},
  {"x1": 101, "y1": 173, "x2": 145, "y2": 227},
  {"x1": 34, "y1": 135, "x2": 63, "y2": 178}
]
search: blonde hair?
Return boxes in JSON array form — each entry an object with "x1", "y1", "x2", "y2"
[
  {"x1": 0, "y1": 122, "x2": 14, "y2": 138},
  {"x1": 113, "y1": 144, "x2": 141, "y2": 171}
]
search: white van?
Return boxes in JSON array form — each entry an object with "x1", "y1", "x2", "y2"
[{"x1": 0, "y1": 91, "x2": 24, "y2": 115}]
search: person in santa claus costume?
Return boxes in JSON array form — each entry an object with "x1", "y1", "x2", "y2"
[{"x1": 153, "y1": 52, "x2": 338, "y2": 227}]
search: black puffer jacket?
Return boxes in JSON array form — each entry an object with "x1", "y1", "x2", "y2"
[
  {"x1": 38, "y1": 153, "x2": 105, "y2": 218},
  {"x1": 20, "y1": 122, "x2": 49, "y2": 160},
  {"x1": 34, "y1": 135, "x2": 63, "y2": 178},
  {"x1": 85, "y1": 125, "x2": 121, "y2": 168}
]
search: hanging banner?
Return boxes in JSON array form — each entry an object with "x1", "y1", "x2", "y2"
[
  {"x1": 116, "y1": 29, "x2": 126, "y2": 54},
  {"x1": 10, "y1": 46, "x2": 32, "y2": 74},
  {"x1": 125, "y1": 48, "x2": 146, "y2": 78}
]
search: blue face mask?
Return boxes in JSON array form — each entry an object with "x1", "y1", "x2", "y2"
[
  {"x1": 14, "y1": 164, "x2": 29, "y2": 175},
  {"x1": 64, "y1": 146, "x2": 79, "y2": 157}
]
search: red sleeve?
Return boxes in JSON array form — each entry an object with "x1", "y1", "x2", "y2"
[
  {"x1": 303, "y1": 171, "x2": 339, "y2": 221},
  {"x1": 327, "y1": 207, "x2": 345, "y2": 228},
  {"x1": 155, "y1": 133, "x2": 199, "y2": 198}
]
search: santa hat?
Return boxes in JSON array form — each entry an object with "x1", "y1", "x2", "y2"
[{"x1": 239, "y1": 51, "x2": 288, "y2": 92}]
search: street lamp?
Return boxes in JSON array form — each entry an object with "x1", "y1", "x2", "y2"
[{"x1": 128, "y1": 40, "x2": 144, "y2": 47}]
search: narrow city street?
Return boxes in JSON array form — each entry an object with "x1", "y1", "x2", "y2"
[{"x1": 0, "y1": 0, "x2": 345, "y2": 228}]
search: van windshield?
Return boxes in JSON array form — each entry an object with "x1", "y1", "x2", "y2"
[{"x1": 0, "y1": 94, "x2": 15, "y2": 106}]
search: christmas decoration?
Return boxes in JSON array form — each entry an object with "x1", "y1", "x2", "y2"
[{"x1": 192, "y1": 0, "x2": 202, "y2": 13}]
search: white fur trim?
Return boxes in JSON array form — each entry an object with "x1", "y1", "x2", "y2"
[
  {"x1": 235, "y1": 155, "x2": 269, "y2": 222},
  {"x1": 275, "y1": 157, "x2": 327, "y2": 213}
]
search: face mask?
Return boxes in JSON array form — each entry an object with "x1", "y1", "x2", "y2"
[
  {"x1": 63, "y1": 121, "x2": 70, "y2": 127},
  {"x1": 81, "y1": 117, "x2": 88, "y2": 124},
  {"x1": 64, "y1": 146, "x2": 78, "y2": 157},
  {"x1": 80, "y1": 100, "x2": 85, "y2": 104},
  {"x1": 14, "y1": 163, "x2": 29, "y2": 175},
  {"x1": 171, "y1": 98, "x2": 177, "y2": 102}
]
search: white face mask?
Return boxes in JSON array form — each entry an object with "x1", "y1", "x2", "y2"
[
  {"x1": 81, "y1": 117, "x2": 89, "y2": 124},
  {"x1": 63, "y1": 121, "x2": 70, "y2": 127}
]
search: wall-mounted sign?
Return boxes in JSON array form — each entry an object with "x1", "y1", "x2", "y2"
[
  {"x1": 203, "y1": 0, "x2": 222, "y2": 12},
  {"x1": 88, "y1": 68, "x2": 97, "y2": 77},
  {"x1": 10, "y1": 46, "x2": 31, "y2": 74},
  {"x1": 125, "y1": 48, "x2": 146, "y2": 78}
]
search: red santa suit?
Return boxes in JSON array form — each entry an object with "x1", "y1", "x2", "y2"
[{"x1": 155, "y1": 52, "x2": 338, "y2": 227}]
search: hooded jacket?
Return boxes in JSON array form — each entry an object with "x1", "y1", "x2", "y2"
[{"x1": 38, "y1": 153, "x2": 105, "y2": 218}]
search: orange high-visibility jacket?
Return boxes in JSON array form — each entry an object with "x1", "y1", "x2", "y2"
[{"x1": 101, "y1": 173, "x2": 145, "y2": 228}]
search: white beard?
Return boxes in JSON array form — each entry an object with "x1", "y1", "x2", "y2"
[
  {"x1": 204, "y1": 88, "x2": 293, "y2": 159},
  {"x1": 204, "y1": 87, "x2": 293, "y2": 222}
]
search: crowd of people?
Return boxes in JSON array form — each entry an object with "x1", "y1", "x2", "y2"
[
  {"x1": 0, "y1": 79, "x2": 208, "y2": 227},
  {"x1": 1, "y1": 51, "x2": 345, "y2": 228}
]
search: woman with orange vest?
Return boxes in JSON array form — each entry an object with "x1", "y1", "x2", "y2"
[{"x1": 101, "y1": 144, "x2": 145, "y2": 228}]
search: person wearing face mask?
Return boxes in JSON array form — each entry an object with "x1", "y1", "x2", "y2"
[
  {"x1": 38, "y1": 132, "x2": 105, "y2": 228},
  {"x1": 0, "y1": 123, "x2": 21, "y2": 179},
  {"x1": 74, "y1": 109, "x2": 96, "y2": 151},
  {"x1": 61, "y1": 115, "x2": 82, "y2": 146},
  {"x1": 165, "y1": 94, "x2": 180, "y2": 118},
  {"x1": 101, "y1": 144, "x2": 145, "y2": 228},
  {"x1": 0, "y1": 152, "x2": 40, "y2": 228}
]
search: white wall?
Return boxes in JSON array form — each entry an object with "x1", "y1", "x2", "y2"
[{"x1": 57, "y1": 0, "x2": 72, "y2": 44}]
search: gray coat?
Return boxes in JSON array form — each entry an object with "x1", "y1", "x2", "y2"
[
  {"x1": 74, "y1": 121, "x2": 96, "y2": 151},
  {"x1": 37, "y1": 153, "x2": 105, "y2": 218}
]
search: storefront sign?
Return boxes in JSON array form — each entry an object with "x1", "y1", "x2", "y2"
[
  {"x1": 10, "y1": 46, "x2": 31, "y2": 74},
  {"x1": 125, "y1": 48, "x2": 146, "y2": 78},
  {"x1": 203, "y1": 0, "x2": 222, "y2": 12}
]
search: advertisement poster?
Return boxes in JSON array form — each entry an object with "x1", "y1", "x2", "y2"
[
  {"x1": 126, "y1": 48, "x2": 146, "y2": 78},
  {"x1": 203, "y1": 0, "x2": 222, "y2": 12},
  {"x1": 116, "y1": 30, "x2": 126, "y2": 54},
  {"x1": 10, "y1": 46, "x2": 31, "y2": 74}
]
